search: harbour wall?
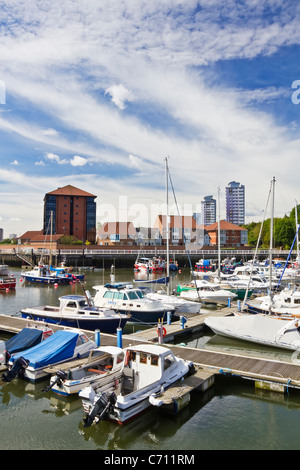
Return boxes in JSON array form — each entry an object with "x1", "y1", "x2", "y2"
[{"x1": 0, "y1": 245, "x2": 292, "y2": 268}]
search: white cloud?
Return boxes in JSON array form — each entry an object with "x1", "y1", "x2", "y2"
[
  {"x1": 45, "y1": 153, "x2": 68, "y2": 164},
  {"x1": 105, "y1": 84, "x2": 134, "y2": 110},
  {"x1": 70, "y1": 155, "x2": 87, "y2": 167}
]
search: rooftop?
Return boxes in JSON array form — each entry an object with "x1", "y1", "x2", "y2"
[{"x1": 46, "y1": 185, "x2": 96, "y2": 198}]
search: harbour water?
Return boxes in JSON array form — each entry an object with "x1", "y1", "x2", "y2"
[{"x1": 1, "y1": 267, "x2": 300, "y2": 451}]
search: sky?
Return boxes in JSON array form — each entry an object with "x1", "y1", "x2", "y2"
[{"x1": 1, "y1": 0, "x2": 300, "y2": 238}]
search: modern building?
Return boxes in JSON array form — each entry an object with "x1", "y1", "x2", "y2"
[
  {"x1": 226, "y1": 181, "x2": 245, "y2": 226},
  {"x1": 43, "y1": 185, "x2": 97, "y2": 243},
  {"x1": 201, "y1": 195, "x2": 216, "y2": 225}
]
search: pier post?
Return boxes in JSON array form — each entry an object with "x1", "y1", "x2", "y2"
[
  {"x1": 117, "y1": 327, "x2": 123, "y2": 348},
  {"x1": 95, "y1": 329, "x2": 100, "y2": 346},
  {"x1": 227, "y1": 298, "x2": 231, "y2": 307},
  {"x1": 157, "y1": 322, "x2": 164, "y2": 344},
  {"x1": 167, "y1": 311, "x2": 172, "y2": 325},
  {"x1": 180, "y1": 316, "x2": 187, "y2": 329}
]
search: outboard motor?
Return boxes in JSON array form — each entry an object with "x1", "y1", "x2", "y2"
[
  {"x1": 83, "y1": 392, "x2": 116, "y2": 427},
  {"x1": 2, "y1": 357, "x2": 29, "y2": 382},
  {"x1": 43, "y1": 370, "x2": 68, "y2": 393}
]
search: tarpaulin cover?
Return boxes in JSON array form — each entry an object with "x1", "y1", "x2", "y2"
[
  {"x1": 6, "y1": 328, "x2": 43, "y2": 355},
  {"x1": 205, "y1": 315, "x2": 300, "y2": 350},
  {"x1": 11, "y1": 330, "x2": 79, "y2": 369}
]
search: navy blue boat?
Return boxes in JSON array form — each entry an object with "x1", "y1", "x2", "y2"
[{"x1": 20, "y1": 294, "x2": 130, "y2": 332}]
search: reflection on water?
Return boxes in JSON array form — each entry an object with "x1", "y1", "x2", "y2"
[{"x1": 1, "y1": 267, "x2": 300, "y2": 450}]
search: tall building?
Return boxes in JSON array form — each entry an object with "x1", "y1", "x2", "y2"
[
  {"x1": 43, "y1": 185, "x2": 97, "y2": 242},
  {"x1": 201, "y1": 195, "x2": 216, "y2": 225},
  {"x1": 226, "y1": 181, "x2": 245, "y2": 226}
]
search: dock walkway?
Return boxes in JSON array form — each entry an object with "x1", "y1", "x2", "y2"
[{"x1": 1, "y1": 312, "x2": 300, "y2": 393}]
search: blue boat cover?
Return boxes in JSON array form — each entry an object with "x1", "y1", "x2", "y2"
[
  {"x1": 11, "y1": 330, "x2": 79, "y2": 370},
  {"x1": 6, "y1": 328, "x2": 43, "y2": 355}
]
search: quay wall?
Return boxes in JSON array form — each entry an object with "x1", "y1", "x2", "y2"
[{"x1": 0, "y1": 244, "x2": 292, "y2": 268}]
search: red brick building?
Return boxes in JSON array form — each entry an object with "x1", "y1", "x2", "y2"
[
  {"x1": 205, "y1": 220, "x2": 248, "y2": 247},
  {"x1": 43, "y1": 185, "x2": 97, "y2": 243}
]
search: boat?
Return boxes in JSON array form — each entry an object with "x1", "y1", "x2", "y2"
[
  {"x1": 50, "y1": 265, "x2": 85, "y2": 282},
  {"x1": 0, "y1": 264, "x2": 10, "y2": 276},
  {"x1": 44, "y1": 345, "x2": 125, "y2": 396},
  {"x1": 80, "y1": 344, "x2": 193, "y2": 426},
  {"x1": 0, "y1": 325, "x2": 53, "y2": 366},
  {"x1": 134, "y1": 256, "x2": 166, "y2": 273},
  {"x1": 133, "y1": 275, "x2": 169, "y2": 285},
  {"x1": 140, "y1": 288, "x2": 201, "y2": 314},
  {"x1": 0, "y1": 264, "x2": 16, "y2": 290},
  {"x1": 21, "y1": 264, "x2": 71, "y2": 285},
  {"x1": 177, "y1": 279, "x2": 237, "y2": 305},
  {"x1": 92, "y1": 283, "x2": 175, "y2": 324},
  {"x1": 20, "y1": 293, "x2": 130, "y2": 332},
  {"x1": 204, "y1": 314, "x2": 300, "y2": 351},
  {"x1": 245, "y1": 286, "x2": 300, "y2": 317},
  {"x1": 194, "y1": 259, "x2": 217, "y2": 273},
  {"x1": 0, "y1": 275, "x2": 16, "y2": 290},
  {"x1": 3, "y1": 329, "x2": 97, "y2": 382}
]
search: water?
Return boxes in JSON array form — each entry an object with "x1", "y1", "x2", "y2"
[{"x1": 1, "y1": 267, "x2": 300, "y2": 451}]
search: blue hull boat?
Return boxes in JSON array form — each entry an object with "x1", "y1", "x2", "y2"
[{"x1": 21, "y1": 294, "x2": 130, "y2": 333}]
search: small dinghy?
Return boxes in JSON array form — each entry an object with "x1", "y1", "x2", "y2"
[{"x1": 44, "y1": 346, "x2": 125, "y2": 396}]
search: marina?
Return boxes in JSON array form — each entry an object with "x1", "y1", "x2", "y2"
[{"x1": 1, "y1": 266, "x2": 300, "y2": 450}]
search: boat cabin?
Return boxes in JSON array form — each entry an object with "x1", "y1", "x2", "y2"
[{"x1": 122, "y1": 345, "x2": 178, "y2": 392}]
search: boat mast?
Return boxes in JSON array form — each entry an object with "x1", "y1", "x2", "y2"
[
  {"x1": 49, "y1": 210, "x2": 53, "y2": 267},
  {"x1": 296, "y1": 200, "x2": 299, "y2": 268},
  {"x1": 165, "y1": 156, "x2": 170, "y2": 295},
  {"x1": 269, "y1": 177, "x2": 275, "y2": 302},
  {"x1": 217, "y1": 186, "x2": 221, "y2": 280}
]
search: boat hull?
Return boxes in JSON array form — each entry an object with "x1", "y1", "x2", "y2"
[
  {"x1": 0, "y1": 278, "x2": 16, "y2": 290},
  {"x1": 21, "y1": 311, "x2": 128, "y2": 333},
  {"x1": 22, "y1": 274, "x2": 70, "y2": 284}
]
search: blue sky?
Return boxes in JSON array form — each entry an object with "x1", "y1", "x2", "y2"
[{"x1": 1, "y1": 0, "x2": 300, "y2": 237}]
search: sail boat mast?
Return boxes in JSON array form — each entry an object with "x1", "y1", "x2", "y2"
[
  {"x1": 165, "y1": 156, "x2": 170, "y2": 295},
  {"x1": 269, "y1": 176, "x2": 275, "y2": 300}
]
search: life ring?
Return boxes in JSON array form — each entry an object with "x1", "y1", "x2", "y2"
[{"x1": 157, "y1": 327, "x2": 167, "y2": 337}]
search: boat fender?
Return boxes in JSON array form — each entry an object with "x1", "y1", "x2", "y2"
[
  {"x1": 2, "y1": 357, "x2": 29, "y2": 382},
  {"x1": 157, "y1": 327, "x2": 167, "y2": 337},
  {"x1": 149, "y1": 394, "x2": 164, "y2": 407}
]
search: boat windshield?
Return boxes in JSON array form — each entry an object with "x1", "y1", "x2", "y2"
[{"x1": 127, "y1": 291, "x2": 139, "y2": 300}]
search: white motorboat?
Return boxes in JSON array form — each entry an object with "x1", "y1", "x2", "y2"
[
  {"x1": 93, "y1": 283, "x2": 175, "y2": 324},
  {"x1": 21, "y1": 264, "x2": 71, "y2": 285},
  {"x1": 44, "y1": 346, "x2": 125, "y2": 396},
  {"x1": 177, "y1": 279, "x2": 237, "y2": 305},
  {"x1": 21, "y1": 293, "x2": 129, "y2": 333},
  {"x1": 3, "y1": 329, "x2": 97, "y2": 382},
  {"x1": 80, "y1": 344, "x2": 193, "y2": 426},
  {"x1": 141, "y1": 288, "x2": 201, "y2": 314},
  {"x1": 204, "y1": 314, "x2": 300, "y2": 351},
  {"x1": 245, "y1": 287, "x2": 300, "y2": 317}
]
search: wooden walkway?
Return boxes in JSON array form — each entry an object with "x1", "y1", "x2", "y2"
[{"x1": 1, "y1": 313, "x2": 300, "y2": 392}]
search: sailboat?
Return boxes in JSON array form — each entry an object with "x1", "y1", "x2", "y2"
[{"x1": 21, "y1": 212, "x2": 70, "y2": 285}]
